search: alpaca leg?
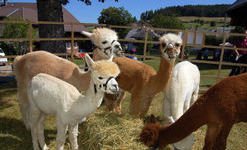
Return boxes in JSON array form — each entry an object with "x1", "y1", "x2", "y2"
[
  {"x1": 113, "y1": 90, "x2": 126, "y2": 114},
  {"x1": 139, "y1": 96, "x2": 153, "y2": 118},
  {"x1": 203, "y1": 123, "x2": 222, "y2": 150},
  {"x1": 129, "y1": 94, "x2": 143, "y2": 117},
  {"x1": 212, "y1": 123, "x2": 233, "y2": 150},
  {"x1": 30, "y1": 107, "x2": 41, "y2": 150},
  {"x1": 56, "y1": 119, "x2": 67, "y2": 150},
  {"x1": 69, "y1": 124, "x2": 79, "y2": 150},
  {"x1": 163, "y1": 97, "x2": 174, "y2": 124},
  {"x1": 37, "y1": 114, "x2": 49, "y2": 150},
  {"x1": 183, "y1": 94, "x2": 192, "y2": 114},
  {"x1": 190, "y1": 87, "x2": 199, "y2": 106},
  {"x1": 17, "y1": 84, "x2": 30, "y2": 129}
]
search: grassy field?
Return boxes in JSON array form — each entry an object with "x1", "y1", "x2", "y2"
[{"x1": 0, "y1": 59, "x2": 246, "y2": 150}]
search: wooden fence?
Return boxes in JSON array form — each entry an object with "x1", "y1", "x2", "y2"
[{"x1": 1, "y1": 20, "x2": 247, "y2": 85}]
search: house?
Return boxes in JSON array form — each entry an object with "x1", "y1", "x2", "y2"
[
  {"x1": 0, "y1": 1, "x2": 87, "y2": 36},
  {"x1": 0, "y1": 1, "x2": 88, "y2": 53}
]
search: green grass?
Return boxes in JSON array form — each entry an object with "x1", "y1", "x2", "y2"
[{"x1": 0, "y1": 59, "x2": 246, "y2": 150}]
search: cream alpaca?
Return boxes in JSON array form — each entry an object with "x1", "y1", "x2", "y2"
[
  {"x1": 14, "y1": 28, "x2": 122, "y2": 129},
  {"x1": 26, "y1": 54, "x2": 120, "y2": 150},
  {"x1": 140, "y1": 73, "x2": 247, "y2": 150},
  {"x1": 82, "y1": 28, "x2": 123, "y2": 60},
  {"x1": 105, "y1": 33, "x2": 183, "y2": 117},
  {"x1": 163, "y1": 61, "x2": 200, "y2": 149}
]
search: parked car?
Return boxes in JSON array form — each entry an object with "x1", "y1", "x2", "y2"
[{"x1": 0, "y1": 48, "x2": 8, "y2": 66}]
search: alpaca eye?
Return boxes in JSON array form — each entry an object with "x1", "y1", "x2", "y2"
[
  {"x1": 175, "y1": 43, "x2": 180, "y2": 47},
  {"x1": 162, "y1": 43, "x2": 167, "y2": 48},
  {"x1": 102, "y1": 41, "x2": 107, "y2": 44},
  {"x1": 98, "y1": 76, "x2": 103, "y2": 80}
]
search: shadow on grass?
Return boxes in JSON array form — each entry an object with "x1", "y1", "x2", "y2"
[
  {"x1": 0, "y1": 117, "x2": 56, "y2": 150},
  {"x1": 193, "y1": 62, "x2": 233, "y2": 70},
  {"x1": 0, "y1": 81, "x2": 17, "y2": 110}
]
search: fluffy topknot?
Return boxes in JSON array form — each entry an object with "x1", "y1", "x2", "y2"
[
  {"x1": 160, "y1": 33, "x2": 183, "y2": 44},
  {"x1": 91, "y1": 28, "x2": 118, "y2": 45},
  {"x1": 92, "y1": 60, "x2": 120, "y2": 78}
]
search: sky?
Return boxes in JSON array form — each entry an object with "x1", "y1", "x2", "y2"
[{"x1": 7, "y1": 0, "x2": 236, "y2": 23}]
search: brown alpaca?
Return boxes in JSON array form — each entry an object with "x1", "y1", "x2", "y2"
[
  {"x1": 140, "y1": 73, "x2": 247, "y2": 150},
  {"x1": 14, "y1": 28, "x2": 122, "y2": 129},
  {"x1": 104, "y1": 33, "x2": 183, "y2": 117}
]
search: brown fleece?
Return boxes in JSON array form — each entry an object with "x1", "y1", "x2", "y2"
[
  {"x1": 140, "y1": 73, "x2": 247, "y2": 150},
  {"x1": 104, "y1": 45, "x2": 178, "y2": 118}
]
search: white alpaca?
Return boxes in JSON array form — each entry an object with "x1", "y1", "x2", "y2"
[
  {"x1": 26, "y1": 54, "x2": 120, "y2": 150},
  {"x1": 14, "y1": 27, "x2": 123, "y2": 130},
  {"x1": 163, "y1": 61, "x2": 200, "y2": 150},
  {"x1": 82, "y1": 28, "x2": 123, "y2": 61}
]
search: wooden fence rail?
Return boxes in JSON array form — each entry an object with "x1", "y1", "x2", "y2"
[{"x1": 1, "y1": 20, "x2": 247, "y2": 83}]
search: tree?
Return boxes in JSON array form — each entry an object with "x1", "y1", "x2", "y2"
[
  {"x1": 36, "y1": 0, "x2": 119, "y2": 53},
  {"x1": 2, "y1": 17, "x2": 37, "y2": 55},
  {"x1": 150, "y1": 14, "x2": 184, "y2": 29},
  {"x1": 98, "y1": 7, "x2": 136, "y2": 38}
]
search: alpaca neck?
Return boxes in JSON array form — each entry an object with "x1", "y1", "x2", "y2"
[
  {"x1": 158, "y1": 96, "x2": 208, "y2": 147},
  {"x1": 71, "y1": 79, "x2": 104, "y2": 118},
  {"x1": 72, "y1": 67, "x2": 91, "y2": 91},
  {"x1": 151, "y1": 57, "x2": 175, "y2": 92},
  {"x1": 93, "y1": 48, "x2": 109, "y2": 61}
]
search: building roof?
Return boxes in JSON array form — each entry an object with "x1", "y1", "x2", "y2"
[
  {"x1": 227, "y1": 0, "x2": 247, "y2": 11},
  {"x1": 227, "y1": 0, "x2": 247, "y2": 28},
  {"x1": 0, "y1": 2, "x2": 87, "y2": 32}
]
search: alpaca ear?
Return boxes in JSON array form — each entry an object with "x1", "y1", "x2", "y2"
[
  {"x1": 81, "y1": 31, "x2": 92, "y2": 38},
  {"x1": 84, "y1": 53, "x2": 95, "y2": 69}
]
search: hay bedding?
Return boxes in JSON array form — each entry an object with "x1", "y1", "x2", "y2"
[
  {"x1": 77, "y1": 106, "x2": 146, "y2": 150},
  {"x1": 76, "y1": 92, "x2": 171, "y2": 150}
]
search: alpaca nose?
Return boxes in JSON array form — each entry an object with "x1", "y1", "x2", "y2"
[
  {"x1": 168, "y1": 43, "x2": 174, "y2": 49},
  {"x1": 115, "y1": 44, "x2": 122, "y2": 50},
  {"x1": 110, "y1": 84, "x2": 119, "y2": 93}
]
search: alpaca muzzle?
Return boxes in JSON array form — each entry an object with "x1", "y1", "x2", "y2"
[{"x1": 104, "y1": 77, "x2": 119, "y2": 94}]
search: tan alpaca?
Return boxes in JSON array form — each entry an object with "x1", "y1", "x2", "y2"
[
  {"x1": 105, "y1": 33, "x2": 183, "y2": 118},
  {"x1": 140, "y1": 73, "x2": 247, "y2": 150},
  {"x1": 14, "y1": 28, "x2": 122, "y2": 129}
]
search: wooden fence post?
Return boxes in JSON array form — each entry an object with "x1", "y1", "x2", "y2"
[
  {"x1": 143, "y1": 27, "x2": 148, "y2": 63},
  {"x1": 29, "y1": 22, "x2": 33, "y2": 52},
  {"x1": 71, "y1": 23, "x2": 74, "y2": 62},
  {"x1": 217, "y1": 33, "x2": 227, "y2": 81},
  {"x1": 180, "y1": 31, "x2": 188, "y2": 60}
]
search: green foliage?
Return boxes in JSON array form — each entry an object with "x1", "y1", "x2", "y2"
[
  {"x1": 2, "y1": 17, "x2": 37, "y2": 55},
  {"x1": 98, "y1": 7, "x2": 136, "y2": 38},
  {"x1": 141, "y1": 4, "x2": 230, "y2": 19},
  {"x1": 150, "y1": 14, "x2": 184, "y2": 29}
]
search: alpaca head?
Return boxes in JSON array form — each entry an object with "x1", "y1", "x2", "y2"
[
  {"x1": 82, "y1": 28, "x2": 123, "y2": 59},
  {"x1": 85, "y1": 53, "x2": 120, "y2": 94},
  {"x1": 140, "y1": 114, "x2": 161, "y2": 148},
  {"x1": 159, "y1": 33, "x2": 183, "y2": 62}
]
